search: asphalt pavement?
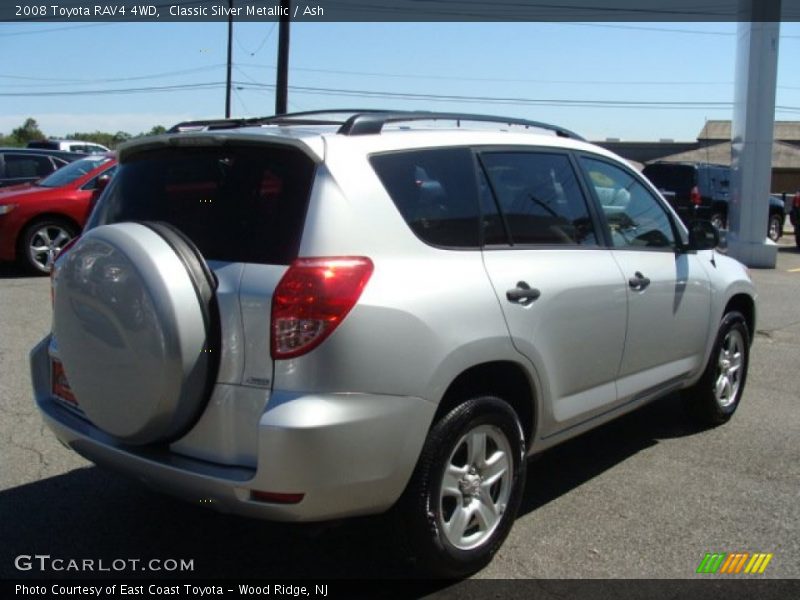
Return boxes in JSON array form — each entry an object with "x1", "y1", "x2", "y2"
[{"x1": 0, "y1": 237, "x2": 798, "y2": 583}]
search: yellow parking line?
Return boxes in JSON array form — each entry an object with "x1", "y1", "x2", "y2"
[{"x1": 788, "y1": 268, "x2": 800, "y2": 273}]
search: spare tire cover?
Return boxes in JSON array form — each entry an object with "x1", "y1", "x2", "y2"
[{"x1": 52, "y1": 222, "x2": 217, "y2": 445}]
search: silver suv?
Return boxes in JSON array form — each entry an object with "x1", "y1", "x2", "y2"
[{"x1": 31, "y1": 110, "x2": 756, "y2": 577}]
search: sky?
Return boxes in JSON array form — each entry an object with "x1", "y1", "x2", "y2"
[{"x1": 1, "y1": 20, "x2": 799, "y2": 141}]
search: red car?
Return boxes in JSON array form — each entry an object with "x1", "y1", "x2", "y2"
[{"x1": 0, "y1": 154, "x2": 116, "y2": 273}]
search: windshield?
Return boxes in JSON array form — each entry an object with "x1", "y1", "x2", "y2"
[{"x1": 38, "y1": 156, "x2": 111, "y2": 188}]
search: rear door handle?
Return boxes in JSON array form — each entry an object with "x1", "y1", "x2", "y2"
[
  {"x1": 628, "y1": 271, "x2": 651, "y2": 291},
  {"x1": 506, "y1": 281, "x2": 541, "y2": 305}
]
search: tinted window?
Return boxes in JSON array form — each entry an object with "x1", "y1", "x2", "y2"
[
  {"x1": 38, "y1": 156, "x2": 111, "y2": 188},
  {"x1": 582, "y1": 157, "x2": 676, "y2": 250},
  {"x1": 89, "y1": 146, "x2": 315, "y2": 265},
  {"x1": 27, "y1": 141, "x2": 59, "y2": 150},
  {"x1": 370, "y1": 148, "x2": 480, "y2": 248},
  {"x1": 4, "y1": 154, "x2": 54, "y2": 179},
  {"x1": 477, "y1": 168, "x2": 508, "y2": 245},
  {"x1": 642, "y1": 164, "x2": 696, "y2": 195},
  {"x1": 480, "y1": 152, "x2": 598, "y2": 246}
]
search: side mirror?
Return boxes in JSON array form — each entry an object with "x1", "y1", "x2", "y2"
[
  {"x1": 93, "y1": 174, "x2": 111, "y2": 195},
  {"x1": 90, "y1": 174, "x2": 111, "y2": 206},
  {"x1": 688, "y1": 220, "x2": 720, "y2": 250}
]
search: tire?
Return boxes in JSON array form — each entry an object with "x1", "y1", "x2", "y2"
[
  {"x1": 768, "y1": 214, "x2": 783, "y2": 242},
  {"x1": 398, "y1": 396, "x2": 526, "y2": 578},
  {"x1": 683, "y1": 311, "x2": 750, "y2": 427},
  {"x1": 18, "y1": 217, "x2": 78, "y2": 274},
  {"x1": 795, "y1": 229, "x2": 800, "y2": 249},
  {"x1": 710, "y1": 213, "x2": 726, "y2": 232}
]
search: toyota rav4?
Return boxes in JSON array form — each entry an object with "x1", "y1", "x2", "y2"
[{"x1": 31, "y1": 110, "x2": 756, "y2": 577}]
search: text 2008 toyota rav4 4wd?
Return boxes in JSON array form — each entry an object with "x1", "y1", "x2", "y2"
[{"x1": 32, "y1": 111, "x2": 756, "y2": 577}]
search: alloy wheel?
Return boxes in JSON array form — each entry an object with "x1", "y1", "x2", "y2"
[
  {"x1": 438, "y1": 424, "x2": 513, "y2": 551},
  {"x1": 27, "y1": 224, "x2": 73, "y2": 272},
  {"x1": 714, "y1": 328, "x2": 744, "y2": 408}
]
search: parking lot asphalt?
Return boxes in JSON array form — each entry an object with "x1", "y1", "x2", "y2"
[{"x1": 0, "y1": 239, "x2": 798, "y2": 583}]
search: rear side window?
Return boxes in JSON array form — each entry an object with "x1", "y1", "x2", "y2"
[
  {"x1": 480, "y1": 152, "x2": 599, "y2": 246},
  {"x1": 4, "y1": 154, "x2": 54, "y2": 179},
  {"x1": 89, "y1": 145, "x2": 315, "y2": 265},
  {"x1": 370, "y1": 148, "x2": 480, "y2": 248}
]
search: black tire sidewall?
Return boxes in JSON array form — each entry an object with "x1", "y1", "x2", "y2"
[
  {"x1": 688, "y1": 311, "x2": 750, "y2": 425},
  {"x1": 401, "y1": 396, "x2": 526, "y2": 578}
]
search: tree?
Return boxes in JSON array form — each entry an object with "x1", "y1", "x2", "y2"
[
  {"x1": 10, "y1": 118, "x2": 44, "y2": 146},
  {"x1": 144, "y1": 125, "x2": 166, "y2": 136}
]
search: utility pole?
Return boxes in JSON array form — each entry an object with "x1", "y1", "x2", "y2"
[
  {"x1": 225, "y1": 0, "x2": 233, "y2": 118},
  {"x1": 275, "y1": 0, "x2": 290, "y2": 115}
]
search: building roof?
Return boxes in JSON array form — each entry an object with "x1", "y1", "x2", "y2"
[
  {"x1": 648, "y1": 141, "x2": 800, "y2": 169},
  {"x1": 698, "y1": 120, "x2": 800, "y2": 142}
]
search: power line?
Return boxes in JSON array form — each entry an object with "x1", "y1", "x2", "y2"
[
  {"x1": 0, "y1": 65, "x2": 227, "y2": 87},
  {"x1": 0, "y1": 23, "x2": 113, "y2": 36},
  {"x1": 236, "y1": 62, "x2": 734, "y2": 86},
  {"x1": 234, "y1": 23, "x2": 277, "y2": 56},
  {"x1": 0, "y1": 78, "x2": 796, "y2": 114}
]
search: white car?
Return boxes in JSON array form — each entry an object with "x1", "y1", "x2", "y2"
[{"x1": 27, "y1": 139, "x2": 110, "y2": 154}]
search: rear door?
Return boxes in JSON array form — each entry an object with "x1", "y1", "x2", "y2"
[
  {"x1": 579, "y1": 155, "x2": 712, "y2": 402},
  {"x1": 478, "y1": 149, "x2": 628, "y2": 436},
  {"x1": 87, "y1": 143, "x2": 317, "y2": 388}
]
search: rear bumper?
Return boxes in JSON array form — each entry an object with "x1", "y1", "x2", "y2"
[{"x1": 31, "y1": 336, "x2": 436, "y2": 521}]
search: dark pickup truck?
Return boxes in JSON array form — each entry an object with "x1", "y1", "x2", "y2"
[
  {"x1": 642, "y1": 161, "x2": 785, "y2": 242},
  {"x1": 789, "y1": 191, "x2": 800, "y2": 247}
]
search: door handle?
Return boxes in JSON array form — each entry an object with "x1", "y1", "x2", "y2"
[
  {"x1": 628, "y1": 271, "x2": 651, "y2": 291},
  {"x1": 506, "y1": 281, "x2": 541, "y2": 305}
]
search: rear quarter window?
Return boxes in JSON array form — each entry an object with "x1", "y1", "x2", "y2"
[
  {"x1": 88, "y1": 145, "x2": 315, "y2": 265},
  {"x1": 370, "y1": 147, "x2": 480, "y2": 248}
]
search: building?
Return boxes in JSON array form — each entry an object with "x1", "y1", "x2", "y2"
[{"x1": 596, "y1": 120, "x2": 800, "y2": 193}]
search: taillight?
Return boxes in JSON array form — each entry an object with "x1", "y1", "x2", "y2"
[
  {"x1": 271, "y1": 257, "x2": 374, "y2": 359},
  {"x1": 690, "y1": 186, "x2": 702, "y2": 206},
  {"x1": 793, "y1": 192, "x2": 800, "y2": 208}
]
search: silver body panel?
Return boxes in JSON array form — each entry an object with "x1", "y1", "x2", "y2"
[{"x1": 33, "y1": 125, "x2": 757, "y2": 521}]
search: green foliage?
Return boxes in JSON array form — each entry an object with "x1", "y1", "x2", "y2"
[
  {"x1": 11, "y1": 118, "x2": 45, "y2": 145},
  {"x1": 2, "y1": 117, "x2": 167, "y2": 149}
]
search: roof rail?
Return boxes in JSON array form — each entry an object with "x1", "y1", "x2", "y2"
[
  {"x1": 167, "y1": 110, "x2": 388, "y2": 133},
  {"x1": 167, "y1": 118, "x2": 264, "y2": 133},
  {"x1": 166, "y1": 110, "x2": 585, "y2": 141},
  {"x1": 337, "y1": 111, "x2": 585, "y2": 141}
]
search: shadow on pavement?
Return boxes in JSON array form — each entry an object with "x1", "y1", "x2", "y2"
[
  {"x1": 0, "y1": 395, "x2": 700, "y2": 581},
  {"x1": 0, "y1": 262, "x2": 40, "y2": 279}
]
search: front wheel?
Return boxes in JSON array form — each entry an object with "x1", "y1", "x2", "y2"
[
  {"x1": 18, "y1": 218, "x2": 78, "y2": 274},
  {"x1": 683, "y1": 311, "x2": 750, "y2": 426},
  {"x1": 398, "y1": 396, "x2": 526, "y2": 578}
]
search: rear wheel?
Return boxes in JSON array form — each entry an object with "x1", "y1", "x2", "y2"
[
  {"x1": 18, "y1": 217, "x2": 77, "y2": 274},
  {"x1": 683, "y1": 311, "x2": 749, "y2": 427},
  {"x1": 768, "y1": 214, "x2": 783, "y2": 242},
  {"x1": 398, "y1": 396, "x2": 526, "y2": 578}
]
